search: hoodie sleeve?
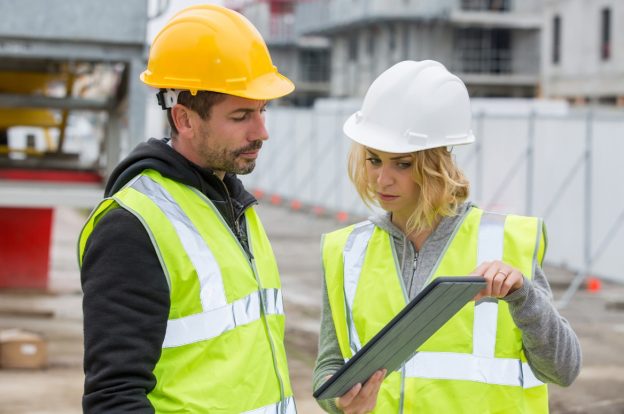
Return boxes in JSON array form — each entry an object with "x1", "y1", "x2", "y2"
[
  {"x1": 81, "y1": 207, "x2": 170, "y2": 413},
  {"x1": 503, "y1": 267, "x2": 582, "y2": 386}
]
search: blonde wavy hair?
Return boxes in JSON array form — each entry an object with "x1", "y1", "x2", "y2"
[{"x1": 348, "y1": 143, "x2": 470, "y2": 234}]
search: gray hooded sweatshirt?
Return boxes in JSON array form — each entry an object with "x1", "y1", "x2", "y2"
[{"x1": 313, "y1": 202, "x2": 582, "y2": 413}]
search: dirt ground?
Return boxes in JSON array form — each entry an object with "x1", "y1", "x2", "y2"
[{"x1": 0, "y1": 205, "x2": 623, "y2": 413}]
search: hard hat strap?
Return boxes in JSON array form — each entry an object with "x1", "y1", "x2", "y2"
[{"x1": 156, "y1": 89, "x2": 182, "y2": 110}]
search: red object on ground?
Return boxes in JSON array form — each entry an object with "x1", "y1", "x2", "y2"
[
  {"x1": 0, "y1": 207, "x2": 53, "y2": 289},
  {"x1": 252, "y1": 188, "x2": 265, "y2": 200},
  {"x1": 0, "y1": 168, "x2": 102, "y2": 290},
  {"x1": 270, "y1": 194, "x2": 282, "y2": 205},
  {"x1": 290, "y1": 199, "x2": 302, "y2": 211},
  {"x1": 336, "y1": 211, "x2": 349, "y2": 222},
  {"x1": 586, "y1": 277, "x2": 602, "y2": 293},
  {"x1": 0, "y1": 169, "x2": 101, "y2": 183}
]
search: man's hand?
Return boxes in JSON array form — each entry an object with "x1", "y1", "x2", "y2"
[
  {"x1": 335, "y1": 369, "x2": 386, "y2": 414},
  {"x1": 471, "y1": 260, "x2": 524, "y2": 300}
]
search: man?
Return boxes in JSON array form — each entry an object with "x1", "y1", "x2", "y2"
[{"x1": 78, "y1": 5, "x2": 297, "y2": 413}]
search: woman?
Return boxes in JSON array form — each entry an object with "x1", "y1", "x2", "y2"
[{"x1": 313, "y1": 60, "x2": 581, "y2": 414}]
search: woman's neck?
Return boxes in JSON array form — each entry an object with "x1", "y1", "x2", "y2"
[{"x1": 391, "y1": 213, "x2": 439, "y2": 252}]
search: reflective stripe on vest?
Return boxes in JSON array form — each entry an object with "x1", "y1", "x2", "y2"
[
  {"x1": 129, "y1": 175, "x2": 286, "y2": 348},
  {"x1": 163, "y1": 287, "x2": 284, "y2": 348},
  {"x1": 132, "y1": 175, "x2": 227, "y2": 311},
  {"x1": 341, "y1": 212, "x2": 544, "y2": 389},
  {"x1": 245, "y1": 396, "x2": 296, "y2": 414},
  {"x1": 343, "y1": 221, "x2": 376, "y2": 355}
]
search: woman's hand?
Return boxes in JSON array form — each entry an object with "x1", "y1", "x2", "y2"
[
  {"x1": 335, "y1": 369, "x2": 386, "y2": 414},
  {"x1": 471, "y1": 260, "x2": 524, "y2": 300}
]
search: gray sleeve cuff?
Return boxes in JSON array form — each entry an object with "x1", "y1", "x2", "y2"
[
  {"x1": 501, "y1": 268, "x2": 582, "y2": 386},
  {"x1": 313, "y1": 371, "x2": 342, "y2": 413},
  {"x1": 501, "y1": 276, "x2": 531, "y2": 304}
]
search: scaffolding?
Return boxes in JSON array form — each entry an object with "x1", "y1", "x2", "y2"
[{"x1": 0, "y1": 0, "x2": 148, "y2": 208}]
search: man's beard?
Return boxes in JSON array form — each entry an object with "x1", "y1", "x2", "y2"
[{"x1": 204, "y1": 140, "x2": 263, "y2": 175}]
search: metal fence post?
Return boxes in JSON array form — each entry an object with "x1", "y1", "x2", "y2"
[
  {"x1": 526, "y1": 110, "x2": 535, "y2": 215},
  {"x1": 475, "y1": 112, "x2": 484, "y2": 204},
  {"x1": 558, "y1": 109, "x2": 593, "y2": 308}
]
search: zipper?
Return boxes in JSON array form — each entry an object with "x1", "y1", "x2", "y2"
[
  {"x1": 189, "y1": 186, "x2": 285, "y2": 403},
  {"x1": 412, "y1": 252, "x2": 419, "y2": 280},
  {"x1": 246, "y1": 225, "x2": 286, "y2": 405},
  {"x1": 406, "y1": 249, "x2": 419, "y2": 298},
  {"x1": 212, "y1": 174, "x2": 253, "y2": 258}
]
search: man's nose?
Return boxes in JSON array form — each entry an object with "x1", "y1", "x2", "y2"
[{"x1": 252, "y1": 113, "x2": 269, "y2": 141}]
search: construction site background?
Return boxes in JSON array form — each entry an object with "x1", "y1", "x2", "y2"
[{"x1": 1, "y1": 0, "x2": 623, "y2": 413}]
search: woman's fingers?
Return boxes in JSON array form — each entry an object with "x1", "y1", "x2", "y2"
[
  {"x1": 472, "y1": 261, "x2": 524, "y2": 299},
  {"x1": 337, "y1": 382, "x2": 362, "y2": 408},
  {"x1": 337, "y1": 369, "x2": 386, "y2": 414}
]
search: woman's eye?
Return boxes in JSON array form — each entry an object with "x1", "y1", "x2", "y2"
[
  {"x1": 366, "y1": 157, "x2": 381, "y2": 166},
  {"x1": 397, "y1": 162, "x2": 412, "y2": 169}
]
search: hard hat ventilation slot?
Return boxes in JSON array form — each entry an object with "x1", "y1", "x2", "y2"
[{"x1": 404, "y1": 130, "x2": 428, "y2": 147}]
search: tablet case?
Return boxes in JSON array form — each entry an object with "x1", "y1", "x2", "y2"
[{"x1": 314, "y1": 276, "x2": 486, "y2": 400}]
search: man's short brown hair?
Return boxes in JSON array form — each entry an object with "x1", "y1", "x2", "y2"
[{"x1": 166, "y1": 90, "x2": 227, "y2": 137}]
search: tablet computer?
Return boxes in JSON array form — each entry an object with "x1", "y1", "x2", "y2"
[{"x1": 313, "y1": 276, "x2": 486, "y2": 400}]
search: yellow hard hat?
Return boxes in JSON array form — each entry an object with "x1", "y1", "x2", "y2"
[{"x1": 141, "y1": 4, "x2": 294, "y2": 101}]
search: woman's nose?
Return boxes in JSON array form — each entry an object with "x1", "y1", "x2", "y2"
[{"x1": 376, "y1": 166, "x2": 393, "y2": 187}]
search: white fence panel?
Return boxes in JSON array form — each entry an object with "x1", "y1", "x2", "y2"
[{"x1": 243, "y1": 104, "x2": 624, "y2": 283}]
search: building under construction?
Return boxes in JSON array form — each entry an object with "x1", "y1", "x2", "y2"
[
  {"x1": 239, "y1": 0, "x2": 624, "y2": 106},
  {"x1": 542, "y1": 0, "x2": 624, "y2": 106},
  {"x1": 294, "y1": 0, "x2": 543, "y2": 98}
]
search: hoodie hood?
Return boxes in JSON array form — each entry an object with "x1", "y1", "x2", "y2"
[
  {"x1": 105, "y1": 138, "x2": 195, "y2": 197},
  {"x1": 104, "y1": 138, "x2": 256, "y2": 224}
]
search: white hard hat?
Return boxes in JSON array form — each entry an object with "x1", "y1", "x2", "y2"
[{"x1": 343, "y1": 60, "x2": 475, "y2": 153}]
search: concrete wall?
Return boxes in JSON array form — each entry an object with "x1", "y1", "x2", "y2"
[
  {"x1": 295, "y1": 0, "x2": 543, "y2": 98},
  {"x1": 512, "y1": 30, "x2": 541, "y2": 75},
  {"x1": 542, "y1": 0, "x2": 624, "y2": 100},
  {"x1": 0, "y1": 0, "x2": 147, "y2": 44},
  {"x1": 327, "y1": 20, "x2": 539, "y2": 98}
]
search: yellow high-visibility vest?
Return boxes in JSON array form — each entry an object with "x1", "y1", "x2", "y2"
[
  {"x1": 79, "y1": 169, "x2": 296, "y2": 413},
  {"x1": 322, "y1": 207, "x2": 548, "y2": 413}
]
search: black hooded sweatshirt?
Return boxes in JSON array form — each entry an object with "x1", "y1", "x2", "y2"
[{"x1": 81, "y1": 138, "x2": 256, "y2": 413}]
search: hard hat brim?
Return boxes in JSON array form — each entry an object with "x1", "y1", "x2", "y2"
[
  {"x1": 343, "y1": 112, "x2": 475, "y2": 154},
  {"x1": 232, "y1": 71, "x2": 295, "y2": 101},
  {"x1": 140, "y1": 71, "x2": 295, "y2": 101}
]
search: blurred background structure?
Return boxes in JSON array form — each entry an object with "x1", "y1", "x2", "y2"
[
  {"x1": 0, "y1": 0, "x2": 148, "y2": 290},
  {"x1": 229, "y1": 0, "x2": 624, "y2": 299},
  {"x1": 0, "y1": 0, "x2": 623, "y2": 413}
]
